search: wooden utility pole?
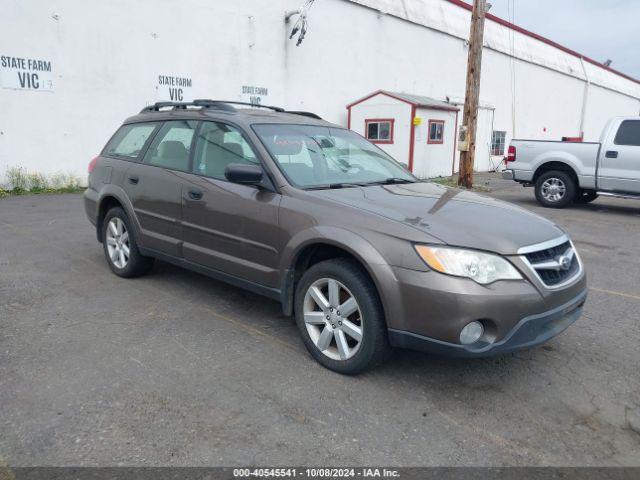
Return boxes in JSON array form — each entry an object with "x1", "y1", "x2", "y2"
[{"x1": 458, "y1": 0, "x2": 488, "y2": 189}]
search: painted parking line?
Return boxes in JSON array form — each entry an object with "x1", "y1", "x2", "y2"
[
  {"x1": 201, "y1": 306, "x2": 299, "y2": 353},
  {"x1": 590, "y1": 287, "x2": 640, "y2": 301}
]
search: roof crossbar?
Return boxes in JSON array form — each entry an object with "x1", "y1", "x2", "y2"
[
  {"x1": 286, "y1": 110, "x2": 322, "y2": 119},
  {"x1": 199, "y1": 100, "x2": 286, "y2": 113}
]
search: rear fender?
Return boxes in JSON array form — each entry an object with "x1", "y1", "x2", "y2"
[{"x1": 96, "y1": 185, "x2": 143, "y2": 244}]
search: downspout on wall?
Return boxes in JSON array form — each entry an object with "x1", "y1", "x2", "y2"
[{"x1": 579, "y1": 57, "x2": 591, "y2": 139}]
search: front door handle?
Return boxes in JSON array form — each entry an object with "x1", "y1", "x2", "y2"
[
  {"x1": 128, "y1": 175, "x2": 139, "y2": 184},
  {"x1": 187, "y1": 189, "x2": 203, "y2": 200},
  {"x1": 605, "y1": 150, "x2": 618, "y2": 159}
]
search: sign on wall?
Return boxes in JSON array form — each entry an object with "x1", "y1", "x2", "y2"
[
  {"x1": 157, "y1": 74, "x2": 193, "y2": 102},
  {"x1": 0, "y1": 55, "x2": 54, "y2": 92},
  {"x1": 241, "y1": 85, "x2": 269, "y2": 106}
]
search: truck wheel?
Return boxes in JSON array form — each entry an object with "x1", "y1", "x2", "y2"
[
  {"x1": 294, "y1": 258, "x2": 391, "y2": 375},
  {"x1": 575, "y1": 190, "x2": 599, "y2": 204},
  {"x1": 102, "y1": 207, "x2": 154, "y2": 278},
  {"x1": 535, "y1": 171, "x2": 576, "y2": 208}
]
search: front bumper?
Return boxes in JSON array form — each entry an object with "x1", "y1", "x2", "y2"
[{"x1": 388, "y1": 289, "x2": 587, "y2": 357}]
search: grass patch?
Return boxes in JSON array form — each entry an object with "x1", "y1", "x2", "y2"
[
  {"x1": 428, "y1": 175, "x2": 490, "y2": 192},
  {"x1": 429, "y1": 176, "x2": 459, "y2": 188},
  {"x1": 2, "y1": 167, "x2": 84, "y2": 197}
]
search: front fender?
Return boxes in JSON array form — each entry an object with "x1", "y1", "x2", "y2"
[{"x1": 279, "y1": 226, "x2": 406, "y2": 327}]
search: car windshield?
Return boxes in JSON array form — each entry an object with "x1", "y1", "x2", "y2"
[{"x1": 253, "y1": 124, "x2": 417, "y2": 189}]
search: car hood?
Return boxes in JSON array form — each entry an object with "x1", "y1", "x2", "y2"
[{"x1": 309, "y1": 182, "x2": 564, "y2": 255}]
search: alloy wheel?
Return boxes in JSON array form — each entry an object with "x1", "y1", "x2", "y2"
[
  {"x1": 105, "y1": 217, "x2": 130, "y2": 269},
  {"x1": 541, "y1": 177, "x2": 566, "y2": 203},
  {"x1": 303, "y1": 278, "x2": 363, "y2": 361}
]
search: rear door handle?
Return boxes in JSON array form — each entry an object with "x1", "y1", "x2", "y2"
[
  {"x1": 187, "y1": 189, "x2": 203, "y2": 200},
  {"x1": 605, "y1": 150, "x2": 618, "y2": 158},
  {"x1": 128, "y1": 175, "x2": 139, "y2": 184}
]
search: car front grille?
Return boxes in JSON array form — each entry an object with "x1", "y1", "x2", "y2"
[{"x1": 522, "y1": 240, "x2": 581, "y2": 288}]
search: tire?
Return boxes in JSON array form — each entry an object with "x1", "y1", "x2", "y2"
[
  {"x1": 534, "y1": 171, "x2": 576, "y2": 208},
  {"x1": 294, "y1": 258, "x2": 391, "y2": 375},
  {"x1": 574, "y1": 190, "x2": 599, "y2": 204},
  {"x1": 102, "y1": 207, "x2": 153, "y2": 278}
]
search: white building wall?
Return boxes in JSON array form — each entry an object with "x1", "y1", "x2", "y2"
[
  {"x1": 348, "y1": 97, "x2": 412, "y2": 167},
  {"x1": 1, "y1": 0, "x2": 639, "y2": 184}
]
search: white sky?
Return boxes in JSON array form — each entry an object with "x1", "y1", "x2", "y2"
[{"x1": 476, "y1": 0, "x2": 640, "y2": 79}]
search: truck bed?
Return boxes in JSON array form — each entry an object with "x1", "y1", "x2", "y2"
[{"x1": 507, "y1": 140, "x2": 600, "y2": 189}]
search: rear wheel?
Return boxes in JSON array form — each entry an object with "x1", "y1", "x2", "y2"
[
  {"x1": 102, "y1": 207, "x2": 153, "y2": 277},
  {"x1": 534, "y1": 171, "x2": 576, "y2": 208},
  {"x1": 294, "y1": 259, "x2": 391, "y2": 375}
]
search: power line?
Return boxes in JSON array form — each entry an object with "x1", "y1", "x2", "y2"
[{"x1": 288, "y1": 0, "x2": 316, "y2": 46}]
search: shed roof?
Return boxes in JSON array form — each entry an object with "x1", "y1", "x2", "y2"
[{"x1": 347, "y1": 90, "x2": 459, "y2": 111}]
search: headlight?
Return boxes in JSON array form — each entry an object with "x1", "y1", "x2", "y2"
[{"x1": 414, "y1": 245, "x2": 522, "y2": 285}]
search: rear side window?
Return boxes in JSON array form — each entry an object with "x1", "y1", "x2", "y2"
[
  {"x1": 614, "y1": 120, "x2": 640, "y2": 146},
  {"x1": 103, "y1": 123, "x2": 157, "y2": 159},
  {"x1": 142, "y1": 120, "x2": 197, "y2": 171},
  {"x1": 192, "y1": 121, "x2": 259, "y2": 179}
]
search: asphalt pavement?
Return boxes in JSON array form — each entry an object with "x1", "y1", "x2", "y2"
[{"x1": 1, "y1": 177, "x2": 639, "y2": 466}]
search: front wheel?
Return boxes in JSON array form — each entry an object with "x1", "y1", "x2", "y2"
[
  {"x1": 534, "y1": 171, "x2": 576, "y2": 208},
  {"x1": 294, "y1": 259, "x2": 391, "y2": 375}
]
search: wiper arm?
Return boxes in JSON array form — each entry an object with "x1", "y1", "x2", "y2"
[
  {"x1": 307, "y1": 178, "x2": 416, "y2": 190},
  {"x1": 369, "y1": 177, "x2": 417, "y2": 185},
  {"x1": 307, "y1": 182, "x2": 364, "y2": 190}
]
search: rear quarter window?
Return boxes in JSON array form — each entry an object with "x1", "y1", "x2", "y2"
[
  {"x1": 103, "y1": 123, "x2": 158, "y2": 159},
  {"x1": 614, "y1": 120, "x2": 640, "y2": 147}
]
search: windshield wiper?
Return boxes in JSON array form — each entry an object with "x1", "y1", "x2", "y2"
[
  {"x1": 307, "y1": 182, "x2": 365, "y2": 190},
  {"x1": 368, "y1": 177, "x2": 417, "y2": 185}
]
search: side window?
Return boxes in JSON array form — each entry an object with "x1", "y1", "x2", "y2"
[
  {"x1": 614, "y1": 120, "x2": 640, "y2": 147},
  {"x1": 428, "y1": 120, "x2": 445, "y2": 144},
  {"x1": 142, "y1": 120, "x2": 197, "y2": 171},
  {"x1": 192, "y1": 121, "x2": 259, "y2": 179},
  {"x1": 491, "y1": 131, "x2": 506, "y2": 155},
  {"x1": 103, "y1": 123, "x2": 157, "y2": 160}
]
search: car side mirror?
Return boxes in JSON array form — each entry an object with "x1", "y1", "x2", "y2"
[{"x1": 224, "y1": 163, "x2": 264, "y2": 186}]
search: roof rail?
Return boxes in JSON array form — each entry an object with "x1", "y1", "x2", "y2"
[
  {"x1": 140, "y1": 101, "x2": 190, "y2": 113},
  {"x1": 286, "y1": 110, "x2": 322, "y2": 120},
  {"x1": 139, "y1": 99, "x2": 288, "y2": 114},
  {"x1": 139, "y1": 100, "x2": 237, "y2": 114},
  {"x1": 138, "y1": 101, "x2": 321, "y2": 119}
]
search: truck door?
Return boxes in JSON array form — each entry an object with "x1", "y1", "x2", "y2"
[{"x1": 598, "y1": 119, "x2": 640, "y2": 194}]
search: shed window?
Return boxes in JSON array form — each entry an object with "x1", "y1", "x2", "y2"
[
  {"x1": 491, "y1": 131, "x2": 507, "y2": 156},
  {"x1": 365, "y1": 119, "x2": 394, "y2": 144},
  {"x1": 428, "y1": 120, "x2": 444, "y2": 144}
]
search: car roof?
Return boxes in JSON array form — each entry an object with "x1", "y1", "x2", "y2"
[{"x1": 123, "y1": 102, "x2": 339, "y2": 129}]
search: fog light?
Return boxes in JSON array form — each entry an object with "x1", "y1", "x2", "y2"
[{"x1": 460, "y1": 321, "x2": 484, "y2": 345}]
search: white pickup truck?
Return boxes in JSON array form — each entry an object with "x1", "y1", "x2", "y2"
[{"x1": 503, "y1": 116, "x2": 640, "y2": 208}]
